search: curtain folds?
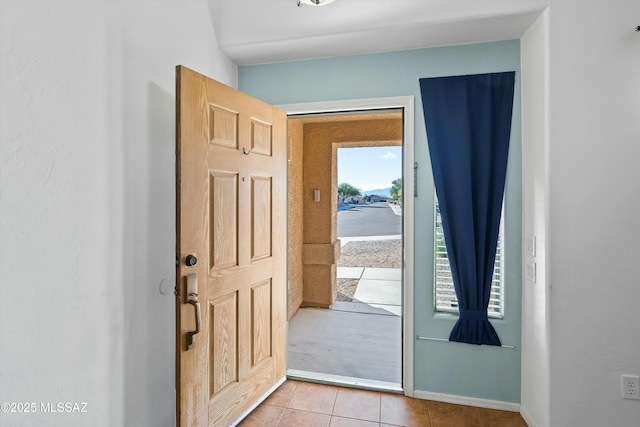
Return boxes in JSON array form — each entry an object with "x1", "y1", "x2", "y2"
[{"x1": 419, "y1": 72, "x2": 515, "y2": 346}]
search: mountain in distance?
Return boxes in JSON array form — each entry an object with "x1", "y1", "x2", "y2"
[{"x1": 361, "y1": 187, "x2": 391, "y2": 197}]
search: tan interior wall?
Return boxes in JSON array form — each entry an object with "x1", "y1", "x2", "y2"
[
  {"x1": 287, "y1": 119, "x2": 304, "y2": 319},
  {"x1": 301, "y1": 118, "x2": 402, "y2": 307}
]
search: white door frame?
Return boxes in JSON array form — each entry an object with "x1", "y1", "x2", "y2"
[{"x1": 277, "y1": 96, "x2": 415, "y2": 397}]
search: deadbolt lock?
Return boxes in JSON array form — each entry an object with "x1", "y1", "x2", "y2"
[{"x1": 185, "y1": 254, "x2": 197, "y2": 267}]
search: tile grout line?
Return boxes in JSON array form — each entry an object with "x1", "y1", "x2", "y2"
[
  {"x1": 281, "y1": 383, "x2": 343, "y2": 423},
  {"x1": 276, "y1": 381, "x2": 298, "y2": 427},
  {"x1": 286, "y1": 381, "x2": 298, "y2": 407},
  {"x1": 330, "y1": 387, "x2": 339, "y2": 422},
  {"x1": 274, "y1": 405, "x2": 285, "y2": 427}
]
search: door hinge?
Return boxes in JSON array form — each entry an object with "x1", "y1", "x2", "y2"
[
  {"x1": 174, "y1": 256, "x2": 180, "y2": 298},
  {"x1": 414, "y1": 162, "x2": 418, "y2": 197}
]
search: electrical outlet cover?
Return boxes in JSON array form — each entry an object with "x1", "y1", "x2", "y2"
[{"x1": 622, "y1": 375, "x2": 640, "y2": 400}]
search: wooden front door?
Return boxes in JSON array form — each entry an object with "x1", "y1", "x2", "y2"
[{"x1": 175, "y1": 66, "x2": 287, "y2": 426}]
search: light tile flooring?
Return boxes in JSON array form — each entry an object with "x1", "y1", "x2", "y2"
[{"x1": 240, "y1": 380, "x2": 528, "y2": 427}]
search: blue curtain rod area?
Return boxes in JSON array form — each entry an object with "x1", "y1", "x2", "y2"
[{"x1": 416, "y1": 335, "x2": 517, "y2": 349}]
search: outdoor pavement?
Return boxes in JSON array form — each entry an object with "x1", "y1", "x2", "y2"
[
  {"x1": 286, "y1": 204, "x2": 403, "y2": 384},
  {"x1": 338, "y1": 234, "x2": 401, "y2": 247},
  {"x1": 287, "y1": 305, "x2": 402, "y2": 383},
  {"x1": 388, "y1": 202, "x2": 402, "y2": 216},
  {"x1": 287, "y1": 262, "x2": 403, "y2": 383},
  {"x1": 335, "y1": 266, "x2": 402, "y2": 316},
  {"x1": 337, "y1": 202, "x2": 401, "y2": 237},
  {"x1": 336, "y1": 204, "x2": 403, "y2": 317},
  {"x1": 336, "y1": 204, "x2": 402, "y2": 314}
]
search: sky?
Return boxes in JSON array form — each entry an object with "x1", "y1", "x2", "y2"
[{"x1": 337, "y1": 146, "x2": 402, "y2": 192}]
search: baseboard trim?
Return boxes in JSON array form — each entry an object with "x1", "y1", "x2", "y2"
[
  {"x1": 413, "y1": 389, "x2": 520, "y2": 413},
  {"x1": 519, "y1": 405, "x2": 538, "y2": 427}
]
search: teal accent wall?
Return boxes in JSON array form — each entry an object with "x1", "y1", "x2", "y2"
[{"x1": 239, "y1": 40, "x2": 522, "y2": 403}]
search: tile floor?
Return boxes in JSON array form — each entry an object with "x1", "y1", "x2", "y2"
[{"x1": 239, "y1": 380, "x2": 528, "y2": 427}]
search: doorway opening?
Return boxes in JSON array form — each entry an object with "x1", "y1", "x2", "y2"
[{"x1": 284, "y1": 108, "x2": 407, "y2": 391}]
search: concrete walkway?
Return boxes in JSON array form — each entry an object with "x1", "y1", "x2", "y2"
[
  {"x1": 336, "y1": 267, "x2": 402, "y2": 316},
  {"x1": 287, "y1": 236, "x2": 403, "y2": 384},
  {"x1": 287, "y1": 306, "x2": 401, "y2": 383},
  {"x1": 338, "y1": 234, "x2": 401, "y2": 247},
  {"x1": 388, "y1": 202, "x2": 402, "y2": 216},
  {"x1": 336, "y1": 234, "x2": 403, "y2": 316}
]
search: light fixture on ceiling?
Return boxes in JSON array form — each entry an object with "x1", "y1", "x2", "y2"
[{"x1": 297, "y1": 0, "x2": 337, "y2": 7}]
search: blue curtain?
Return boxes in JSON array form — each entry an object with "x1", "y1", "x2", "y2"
[{"x1": 419, "y1": 72, "x2": 515, "y2": 346}]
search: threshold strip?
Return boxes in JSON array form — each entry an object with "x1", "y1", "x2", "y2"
[{"x1": 286, "y1": 369, "x2": 403, "y2": 394}]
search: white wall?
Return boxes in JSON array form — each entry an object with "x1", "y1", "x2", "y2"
[
  {"x1": 546, "y1": 2, "x2": 640, "y2": 426},
  {"x1": 520, "y1": 8, "x2": 550, "y2": 427},
  {"x1": 0, "y1": 1, "x2": 236, "y2": 426}
]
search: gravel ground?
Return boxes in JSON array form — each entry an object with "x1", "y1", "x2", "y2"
[
  {"x1": 337, "y1": 239, "x2": 402, "y2": 268},
  {"x1": 336, "y1": 239, "x2": 402, "y2": 301},
  {"x1": 336, "y1": 279, "x2": 359, "y2": 302}
]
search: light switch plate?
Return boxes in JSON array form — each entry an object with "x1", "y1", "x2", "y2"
[
  {"x1": 525, "y1": 236, "x2": 536, "y2": 257},
  {"x1": 525, "y1": 262, "x2": 537, "y2": 283}
]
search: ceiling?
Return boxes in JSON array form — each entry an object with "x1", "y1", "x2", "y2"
[{"x1": 209, "y1": 0, "x2": 548, "y2": 65}]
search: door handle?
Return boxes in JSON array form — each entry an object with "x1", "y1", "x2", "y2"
[{"x1": 185, "y1": 273, "x2": 201, "y2": 350}]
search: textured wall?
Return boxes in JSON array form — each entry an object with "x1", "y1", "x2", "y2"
[
  {"x1": 546, "y1": 3, "x2": 640, "y2": 426},
  {"x1": 301, "y1": 119, "x2": 402, "y2": 307},
  {"x1": 0, "y1": 1, "x2": 236, "y2": 426},
  {"x1": 287, "y1": 119, "x2": 304, "y2": 319}
]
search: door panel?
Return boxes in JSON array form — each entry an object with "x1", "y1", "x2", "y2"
[
  {"x1": 210, "y1": 291, "x2": 239, "y2": 395},
  {"x1": 210, "y1": 171, "x2": 239, "y2": 270},
  {"x1": 209, "y1": 105, "x2": 239, "y2": 149},
  {"x1": 176, "y1": 66, "x2": 287, "y2": 426},
  {"x1": 251, "y1": 176, "x2": 272, "y2": 261},
  {"x1": 251, "y1": 280, "x2": 272, "y2": 366},
  {"x1": 250, "y1": 119, "x2": 273, "y2": 156}
]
